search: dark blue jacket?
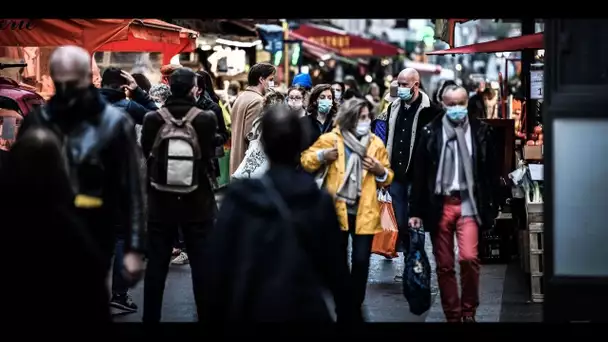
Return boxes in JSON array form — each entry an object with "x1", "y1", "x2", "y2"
[{"x1": 99, "y1": 87, "x2": 158, "y2": 125}]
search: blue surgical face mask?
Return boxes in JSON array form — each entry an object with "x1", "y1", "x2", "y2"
[
  {"x1": 398, "y1": 87, "x2": 412, "y2": 101},
  {"x1": 445, "y1": 105, "x2": 468, "y2": 121},
  {"x1": 317, "y1": 99, "x2": 332, "y2": 114}
]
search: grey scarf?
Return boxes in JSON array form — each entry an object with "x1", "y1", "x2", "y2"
[
  {"x1": 336, "y1": 130, "x2": 370, "y2": 205},
  {"x1": 435, "y1": 115, "x2": 480, "y2": 221}
]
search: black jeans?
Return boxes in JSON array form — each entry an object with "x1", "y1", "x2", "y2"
[
  {"x1": 341, "y1": 214, "x2": 374, "y2": 309},
  {"x1": 111, "y1": 238, "x2": 128, "y2": 297},
  {"x1": 143, "y1": 220, "x2": 212, "y2": 322}
]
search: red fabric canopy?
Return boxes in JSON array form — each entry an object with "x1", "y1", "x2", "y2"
[
  {"x1": 427, "y1": 32, "x2": 543, "y2": 55},
  {"x1": 292, "y1": 23, "x2": 403, "y2": 57},
  {"x1": 289, "y1": 31, "x2": 341, "y2": 60},
  {"x1": 0, "y1": 19, "x2": 198, "y2": 63}
]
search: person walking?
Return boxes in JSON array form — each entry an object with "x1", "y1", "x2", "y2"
[
  {"x1": 379, "y1": 68, "x2": 443, "y2": 256},
  {"x1": 14, "y1": 45, "x2": 146, "y2": 316},
  {"x1": 140, "y1": 68, "x2": 218, "y2": 322},
  {"x1": 287, "y1": 85, "x2": 308, "y2": 118},
  {"x1": 301, "y1": 98, "x2": 394, "y2": 313},
  {"x1": 409, "y1": 86, "x2": 500, "y2": 323},
  {"x1": 200, "y1": 104, "x2": 359, "y2": 323},
  {"x1": 229, "y1": 63, "x2": 276, "y2": 175},
  {"x1": 300, "y1": 84, "x2": 339, "y2": 152}
]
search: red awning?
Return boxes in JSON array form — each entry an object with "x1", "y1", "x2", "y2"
[
  {"x1": 0, "y1": 19, "x2": 199, "y2": 63},
  {"x1": 427, "y1": 32, "x2": 543, "y2": 55},
  {"x1": 289, "y1": 31, "x2": 340, "y2": 60},
  {"x1": 292, "y1": 23, "x2": 403, "y2": 58}
]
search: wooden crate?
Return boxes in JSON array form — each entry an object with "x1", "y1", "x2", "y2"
[
  {"x1": 526, "y1": 202, "x2": 544, "y2": 224},
  {"x1": 531, "y1": 275, "x2": 545, "y2": 303}
]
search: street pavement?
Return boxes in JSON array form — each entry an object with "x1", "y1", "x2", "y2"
[{"x1": 114, "y1": 190, "x2": 542, "y2": 322}]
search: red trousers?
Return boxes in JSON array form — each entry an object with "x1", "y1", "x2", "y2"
[{"x1": 432, "y1": 196, "x2": 480, "y2": 322}]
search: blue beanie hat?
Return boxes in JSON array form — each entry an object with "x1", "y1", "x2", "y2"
[{"x1": 292, "y1": 73, "x2": 312, "y2": 89}]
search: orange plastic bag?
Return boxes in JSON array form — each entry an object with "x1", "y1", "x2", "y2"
[{"x1": 372, "y1": 190, "x2": 399, "y2": 259}]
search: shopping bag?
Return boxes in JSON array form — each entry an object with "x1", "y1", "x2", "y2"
[
  {"x1": 371, "y1": 190, "x2": 399, "y2": 259},
  {"x1": 402, "y1": 227, "x2": 432, "y2": 315}
]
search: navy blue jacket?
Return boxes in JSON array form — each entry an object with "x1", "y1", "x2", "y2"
[{"x1": 99, "y1": 87, "x2": 158, "y2": 125}]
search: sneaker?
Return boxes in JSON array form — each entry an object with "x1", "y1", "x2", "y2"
[
  {"x1": 172, "y1": 248, "x2": 182, "y2": 256},
  {"x1": 110, "y1": 293, "x2": 138, "y2": 313},
  {"x1": 171, "y1": 252, "x2": 189, "y2": 265},
  {"x1": 394, "y1": 274, "x2": 403, "y2": 282},
  {"x1": 462, "y1": 316, "x2": 477, "y2": 323}
]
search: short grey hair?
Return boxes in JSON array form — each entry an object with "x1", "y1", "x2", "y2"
[{"x1": 335, "y1": 98, "x2": 370, "y2": 132}]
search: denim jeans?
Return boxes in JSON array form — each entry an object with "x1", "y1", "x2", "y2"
[
  {"x1": 389, "y1": 180, "x2": 412, "y2": 253},
  {"x1": 111, "y1": 239, "x2": 128, "y2": 297}
]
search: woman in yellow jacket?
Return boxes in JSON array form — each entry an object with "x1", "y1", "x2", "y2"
[{"x1": 301, "y1": 98, "x2": 394, "y2": 311}]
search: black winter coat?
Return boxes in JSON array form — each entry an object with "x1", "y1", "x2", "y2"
[
  {"x1": 200, "y1": 166, "x2": 359, "y2": 323},
  {"x1": 409, "y1": 115, "x2": 501, "y2": 234},
  {"x1": 100, "y1": 87, "x2": 158, "y2": 125},
  {"x1": 141, "y1": 96, "x2": 218, "y2": 223}
]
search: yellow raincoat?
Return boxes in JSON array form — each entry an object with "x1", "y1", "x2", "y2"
[{"x1": 301, "y1": 127, "x2": 394, "y2": 235}]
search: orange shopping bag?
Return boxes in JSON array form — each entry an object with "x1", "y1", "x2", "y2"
[{"x1": 371, "y1": 189, "x2": 399, "y2": 259}]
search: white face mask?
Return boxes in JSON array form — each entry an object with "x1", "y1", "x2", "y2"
[
  {"x1": 334, "y1": 90, "x2": 342, "y2": 100},
  {"x1": 288, "y1": 100, "x2": 303, "y2": 109},
  {"x1": 268, "y1": 80, "x2": 275, "y2": 89},
  {"x1": 356, "y1": 119, "x2": 371, "y2": 136}
]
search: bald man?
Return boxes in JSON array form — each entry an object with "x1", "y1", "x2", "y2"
[
  {"x1": 17, "y1": 46, "x2": 146, "y2": 317},
  {"x1": 409, "y1": 86, "x2": 500, "y2": 322},
  {"x1": 377, "y1": 68, "x2": 443, "y2": 256}
]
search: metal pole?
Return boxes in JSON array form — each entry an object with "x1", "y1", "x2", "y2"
[{"x1": 282, "y1": 20, "x2": 290, "y2": 87}]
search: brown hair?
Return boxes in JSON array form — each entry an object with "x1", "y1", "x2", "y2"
[
  {"x1": 306, "y1": 84, "x2": 338, "y2": 116},
  {"x1": 263, "y1": 88, "x2": 286, "y2": 108},
  {"x1": 336, "y1": 98, "x2": 372, "y2": 132}
]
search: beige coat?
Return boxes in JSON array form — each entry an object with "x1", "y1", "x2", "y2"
[{"x1": 229, "y1": 87, "x2": 264, "y2": 175}]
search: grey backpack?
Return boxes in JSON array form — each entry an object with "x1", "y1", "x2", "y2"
[{"x1": 149, "y1": 107, "x2": 203, "y2": 194}]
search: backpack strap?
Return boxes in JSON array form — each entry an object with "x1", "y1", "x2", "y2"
[
  {"x1": 157, "y1": 107, "x2": 174, "y2": 125},
  {"x1": 183, "y1": 107, "x2": 203, "y2": 124}
]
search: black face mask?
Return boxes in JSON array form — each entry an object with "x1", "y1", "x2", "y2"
[{"x1": 54, "y1": 81, "x2": 88, "y2": 104}]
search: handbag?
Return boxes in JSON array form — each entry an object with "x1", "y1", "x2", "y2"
[
  {"x1": 402, "y1": 227, "x2": 432, "y2": 315},
  {"x1": 232, "y1": 116, "x2": 268, "y2": 180},
  {"x1": 371, "y1": 189, "x2": 399, "y2": 258}
]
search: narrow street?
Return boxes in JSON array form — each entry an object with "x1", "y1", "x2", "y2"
[{"x1": 114, "y1": 191, "x2": 542, "y2": 322}]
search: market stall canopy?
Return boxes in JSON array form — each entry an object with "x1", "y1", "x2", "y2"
[
  {"x1": 0, "y1": 19, "x2": 199, "y2": 63},
  {"x1": 427, "y1": 32, "x2": 543, "y2": 55},
  {"x1": 289, "y1": 31, "x2": 362, "y2": 66},
  {"x1": 291, "y1": 23, "x2": 404, "y2": 58}
]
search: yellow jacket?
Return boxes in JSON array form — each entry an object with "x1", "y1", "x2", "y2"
[{"x1": 301, "y1": 128, "x2": 394, "y2": 235}]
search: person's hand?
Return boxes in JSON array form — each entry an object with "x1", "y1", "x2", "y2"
[
  {"x1": 363, "y1": 156, "x2": 384, "y2": 176},
  {"x1": 409, "y1": 217, "x2": 423, "y2": 229},
  {"x1": 122, "y1": 251, "x2": 145, "y2": 286},
  {"x1": 323, "y1": 148, "x2": 338, "y2": 162},
  {"x1": 121, "y1": 70, "x2": 138, "y2": 92}
]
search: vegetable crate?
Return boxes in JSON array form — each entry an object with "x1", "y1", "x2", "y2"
[{"x1": 528, "y1": 222, "x2": 544, "y2": 303}]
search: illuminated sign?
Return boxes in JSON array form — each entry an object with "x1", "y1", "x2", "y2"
[{"x1": 309, "y1": 36, "x2": 351, "y2": 49}]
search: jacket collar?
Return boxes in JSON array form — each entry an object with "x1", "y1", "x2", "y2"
[
  {"x1": 245, "y1": 86, "x2": 263, "y2": 97},
  {"x1": 390, "y1": 90, "x2": 431, "y2": 113}
]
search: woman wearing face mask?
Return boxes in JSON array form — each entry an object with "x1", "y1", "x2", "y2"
[
  {"x1": 300, "y1": 84, "x2": 338, "y2": 151},
  {"x1": 331, "y1": 82, "x2": 345, "y2": 104},
  {"x1": 301, "y1": 98, "x2": 394, "y2": 316},
  {"x1": 287, "y1": 86, "x2": 308, "y2": 118}
]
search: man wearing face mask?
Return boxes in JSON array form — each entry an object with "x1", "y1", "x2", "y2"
[
  {"x1": 140, "y1": 68, "x2": 218, "y2": 322},
  {"x1": 230, "y1": 62, "x2": 276, "y2": 175},
  {"x1": 16, "y1": 46, "x2": 147, "y2": 318},
  {"x1": 382, "y1": 68, "x2": 443, "y2": 257},
  {"x1": 409, "y1": 86, "x2": 499, "y2": 323}
]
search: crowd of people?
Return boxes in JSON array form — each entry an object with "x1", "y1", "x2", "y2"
[{"x1": 0, "y1": 44, "x2": 500, "y2": 323}]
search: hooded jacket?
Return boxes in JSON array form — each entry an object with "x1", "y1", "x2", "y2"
[
  {"x1": 99, "y1": 86, "x2": 158, "y2": 126},
  {"x1": 200, "y1": 166, "x2": 358, "y2": 323}
]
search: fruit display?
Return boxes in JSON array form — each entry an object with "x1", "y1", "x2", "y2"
[{"x1": 526, "y1": 124, "x2": 543, "y2": 146}]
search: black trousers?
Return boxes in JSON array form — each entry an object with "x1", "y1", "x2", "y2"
[
  {"x1": 341, "y1": 214, "x2": 374, "y2": 309},
  {"x1": 143, "y1": 220, "x2": 212, "y2": 322}
]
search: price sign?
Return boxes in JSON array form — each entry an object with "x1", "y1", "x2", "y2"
[{"x1": 530, "y1": 70, "x2": 544, "y2": 100}]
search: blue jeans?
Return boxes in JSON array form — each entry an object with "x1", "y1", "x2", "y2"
[
  {"x1": 389, "y1": 180, "x2": 412, "y2": 253},
  {"x1": 112, "y1": 239, "x2": 128, "y2": 297}
]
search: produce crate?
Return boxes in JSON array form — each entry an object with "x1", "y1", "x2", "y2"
[
  {"x1": 525, "y1": 201, "x2": 543, "y2": 224},
  {"x1": 528, "y1": 222, "x2": 544, "y2": 303}
]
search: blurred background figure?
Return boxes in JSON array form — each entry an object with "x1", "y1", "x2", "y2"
[
  {"x1": 149, "y1": 83, "x2": 172, "y2": 108},
  {"x1": 287, "y1": 85, "x2": 308, "y2": 118},
  {"x1": 227, "y1": 80, "x2": 242, "y2": 107},
  {"x1": 331, "y1": 82, "x2": 345, "y2": 104},
  {"x1": 132, "y1": 73, "x2": 152, "y2": 94},
  {"x1": 365, "y1": 82, "x2": 382, "y2": 115},
  {"x1": 342, "y1": 76, "x2": 363, "y2": 100},
  {"x1": 263, "y1": 88, "x2": 286, "y2": 108},
  {"x1": 292, "y1": 72, "x2": 313, "y2": 91},
  {"x1": 1, "y1": 127, "x2": 110, "y2": 322},
  {"x1": 200, "y1": 104, "x2": 358, "y2": 323}
]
